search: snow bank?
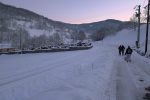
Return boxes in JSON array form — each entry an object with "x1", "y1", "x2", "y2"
[{"x1": 104, "y1": 24, "x2": 150, "y2": 53}]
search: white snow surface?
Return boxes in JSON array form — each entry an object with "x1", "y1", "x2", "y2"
[
  {"x1": 27, "y1": 28, "x2": 52, "y2": 37},
  {"x1": 104, "y1": 25, "x2": 150, "y2": 54},
  {"x1": 0, "y1": 25, "x2": 150, "y2": 100}
]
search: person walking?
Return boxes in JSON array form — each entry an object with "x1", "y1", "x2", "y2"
[
  {"x1": 124, "y1": 46, "x2": 133, "y2": 62},
  {"x1": 118, "y1": 45, "x2": 122, "y2": 55},
  {"x1": 121, "y1": 45, "x2": 125, "y2": 55}
]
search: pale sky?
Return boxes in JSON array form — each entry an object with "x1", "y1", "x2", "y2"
[{"x1": 0, "y1": 0, "x2": 145, "y2": 24}]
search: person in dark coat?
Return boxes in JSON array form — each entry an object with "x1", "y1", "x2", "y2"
[
  {"x1": 121, "y1": 45, "x2": 125, "y2": 55},
  {"x1": 118, "y1": 45, "x2": 122, "y2": 55},
  {"x1": 124, "y1": 46, "x2": 133, "y2": 62}
]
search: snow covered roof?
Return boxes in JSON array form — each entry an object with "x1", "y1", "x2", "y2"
[{"x1": 0, "y1": 44, "x2": 12, "y2": 49}]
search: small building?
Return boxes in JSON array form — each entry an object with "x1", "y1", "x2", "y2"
[{"x1": 0, "y1": 44, "x2": 16, "y2": 53}]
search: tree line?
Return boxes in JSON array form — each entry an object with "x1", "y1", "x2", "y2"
[{"x1": 0, "y1": 27, "x2": 89, "y2": 49}]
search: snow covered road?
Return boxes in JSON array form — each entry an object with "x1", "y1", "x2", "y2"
[
  {"x1": 114, "y1": 51, "x2": 150, "y2": 100},
  {"x1": 0, "y1": 43, "x2": 118, "y2": 100},
  {"x1": 0, "y1": 41, "x2": 150, "y2": 100}
]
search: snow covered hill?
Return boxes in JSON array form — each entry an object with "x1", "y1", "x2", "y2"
[
  {"x1": 0, "y1": 2, "x2": 134, "y2": 48},
  {"x1": 104, "y1": 24, "x2": 150, "y2": 55},
  {"x1": 0, "y1": 25, "x2": 150, "y2": 100}
]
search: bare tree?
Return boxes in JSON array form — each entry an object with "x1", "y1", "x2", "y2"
[{"x1": 130, "y1": 14, "x2": 138, "y2": 31}]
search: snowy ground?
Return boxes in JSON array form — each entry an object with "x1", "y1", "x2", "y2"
[
  {"x1": 0, "y1": 25, "x2": 150, "y2": 100},
  {"x1": 0, "y1": 43, "x2": 117, "y2": 100}
]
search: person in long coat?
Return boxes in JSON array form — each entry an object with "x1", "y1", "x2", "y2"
[
  {"x1": 125, "y1": 46, "x2": 133, "y2": 62},
  {"x1": 118, "y1": 45, "x2": 122, "y2": 55}
]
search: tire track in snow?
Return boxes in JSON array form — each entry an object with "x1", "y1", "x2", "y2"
[
  {"x1": 115, "y1": 57, "x2": 140, "y2": 100},
  {"x1": 0, "y1": 47, "x2": 99, "y2": 88},
  {"x1": 0, "y1": 60, "x2": 72, "y2": 87},
  {"x1": 0, "y1": 50, "x2": 91, "y2": 87},
  {"x1": 125, "y1": 54, "x2": 150, "y2": 100}
]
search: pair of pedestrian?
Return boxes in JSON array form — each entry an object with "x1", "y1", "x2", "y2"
[
  {"x1": 118, "y1": 45, "x2": 133, "y2": 62},
  {"x1": 118, "y1": 45, "x2": 125, "y2": 56}
]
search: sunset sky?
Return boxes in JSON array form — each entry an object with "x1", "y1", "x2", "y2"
[{"x1": 0, "y1": 0, "x2": 146, "y2": 24}]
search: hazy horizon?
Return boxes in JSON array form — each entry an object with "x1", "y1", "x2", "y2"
[{"x1": 0, "y1": 0, "x2": 145, "y2": 24}]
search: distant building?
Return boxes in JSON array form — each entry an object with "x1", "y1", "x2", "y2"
[
  {"x1": 0, "y1": 44, "x2": 16, "y2": 53},
  {"x1": 0, "y1": 44, "x2": 11, "y2": 49}
]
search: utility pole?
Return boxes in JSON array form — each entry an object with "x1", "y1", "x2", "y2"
[
  {"x1": 19, "y1": 28, "x2": 22, "y2": 51},
  {"x1": 135, "y1": 5, "x2": 141, "y2": 48},
  {"x1": 145, "y1": 0, "x2": 150, "y2": 54},
  {"x1": 137, "y1": 5, "x2": 141, "y2": 48}
]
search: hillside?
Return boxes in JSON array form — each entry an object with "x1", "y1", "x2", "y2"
[
  {"x1": 104, "y1": 24, "x2": 150, "y2": 56},
  {"x1": 0, "y1": 2, "x2": 134, "y2": 48}
]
